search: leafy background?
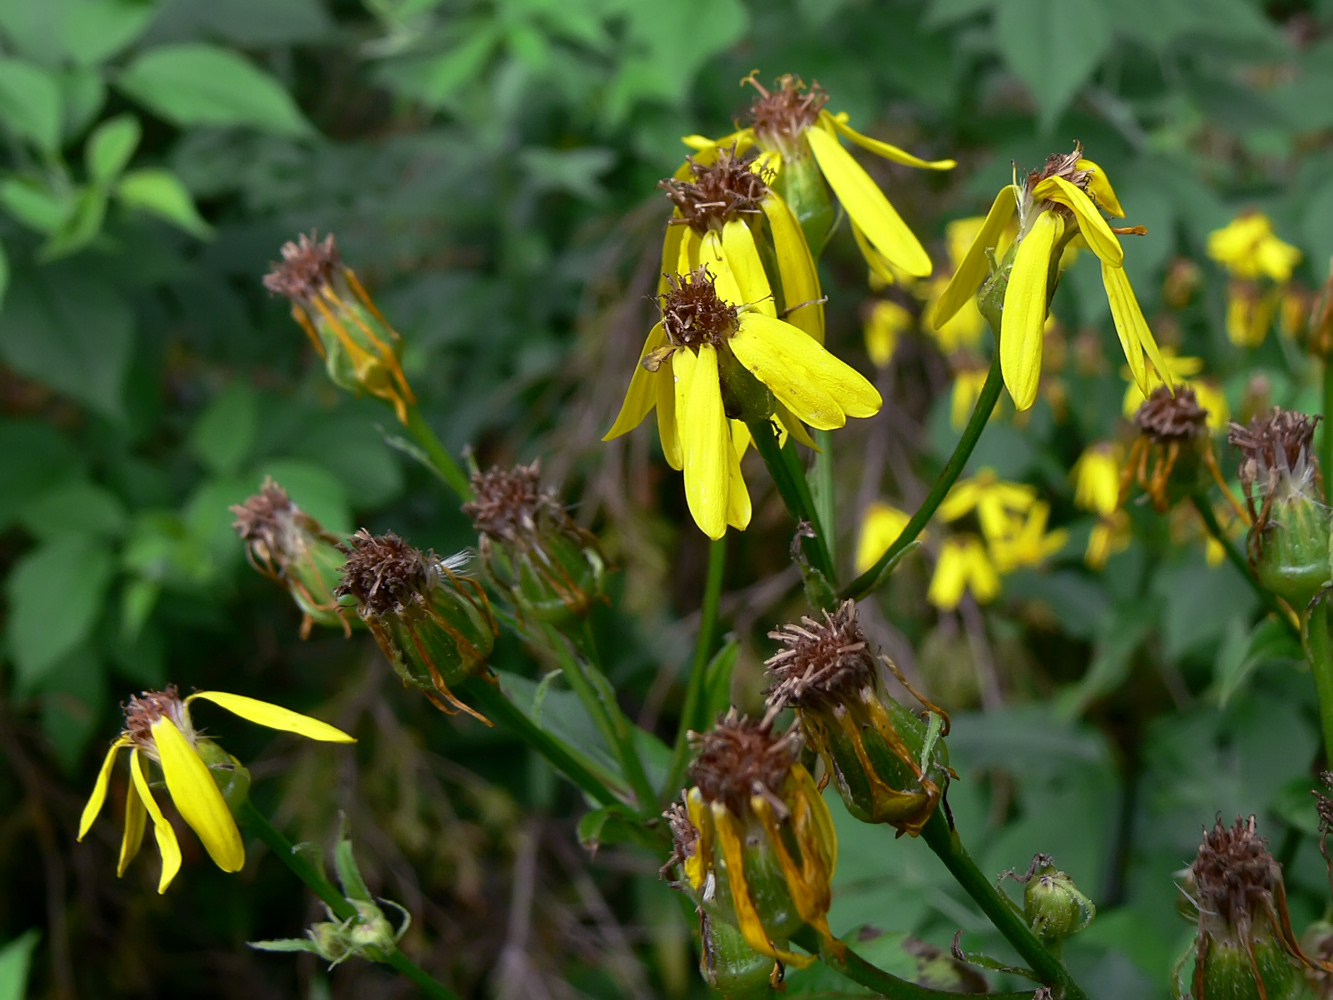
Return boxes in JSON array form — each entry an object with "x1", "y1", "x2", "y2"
[{"x1": 2, "y1": 0, "x2": 1332, "y2": 997}]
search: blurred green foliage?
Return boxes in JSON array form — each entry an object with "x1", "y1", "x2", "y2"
[{"x1": 3, "y1": 0, "x2": 1333, "y2": 997}]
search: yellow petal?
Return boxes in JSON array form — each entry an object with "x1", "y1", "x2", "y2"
[
  {"x1": 822, "y1": 110, "x2": 956, "y2": 171},
  {"x1": 130, "y1": 748, "x2": 182, "y2": 893},
  {"x1": 152, "y1": 718, "x2": 245, "y2": 873},
  {"x1": 118, "y1": 778, "x2": 147, "y2": 876},
  {"x1": 1033, "y1": 176, "x2": 1123, "y2": 267},
  {"x1": 187, "y1": 691, "x2": 355, "y2": 743},
  {"x1": 851, "y1": 221, "x2": 902, "y2": 290},
  {"x1": 731, "y1": 314, "x2": 881, "y2": 430},
  {"x1": 674, "y1": 346, "x2": 730, "y2": 540},
  {"x1": 79, "y1": 737, "x2": 129, "y2": 840},
  {"x1": 775, "y1": 404, "x2": 818, "y2": 449},
  {"x1": 657, "y1": 355, "x2": 682, "y2": 470},
  {"x1": 658, "y1": 221, "x2": 685, "y2": 295},
  {"x1": 720, "y1": 218, "x2": 775, "y2": 314},
  {"x1": 931, "y1": 186, "x2": 1017, "y2": 329},
  {"x1": 927, "y1": 540, "x2": 967, "y2": 611},
  {"x1": 679, "y1": 129, "x2": 754, "y2": 166},
  {"x1": 604, "y1": 323, "x2": 666, "y2": 440},
  {"x1": 1075, "y1": 158, "x2": 1124, "y2": 218},
  {"x1": 730, "y1": 419, "x2": 752, "y2": 458},
  {"x1": 679, "y1": 226, "x2": 702, "y2": 274},
  {"x1": 726, "y1": 434, "x2": 752, "y2": 531},
  {"x1": 762, "y1": 194, "x2": 825, "y2": 342},
  {"x1": 855, "y1": 502, "x2": 911, "y2": 576},
  {"x1": 698, "y1": 229, "x2": 739, "y2": 303},
  {"x1": 805, "y1": 123, "x2": 932, "y2": 278},
  {"x1": 1102, "y1": 262, "x2": 1172, "y2": 396},
  {"x1": 1001, "y1": 210, "x2": 1062, "y2": 411}
]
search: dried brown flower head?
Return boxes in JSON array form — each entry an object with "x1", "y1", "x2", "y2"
[
  {"x1": 263, "y1": 232, "x2": 340, "y2": 304},
  {"x1": 122, "y1": 686, "x2": 191, "y2": 752},
  {"x1": 657, "y1": 267, "x2": 739, "y2": 352},
  {"x1": 745, "y1": 73, "x2": 829, "y2": 144},
  {"x1": 1228, "y1": 407, "x2": 1322, "y2": 512},
  {"x1": 463, "y1": 462, "x2": 563, "y2": 542},
  {"x1": 660, "y1": 146, "x2": 771, "y2": 234},
  {"x1": 1032, "y1": 143, "x2": 1093, "y2": 190},
  {"x1": 765, "y1": 600, "x2": 878, "y2": 710},
  {"x1": 687, "y1": 710, "x2": 800, "y2": 819},
  {"x1": 1135, "y1": 386, "x2": 1209, "y2": 443},
  {"x1": 333, "y1": 530, "x2": 432, "y2": 616}
]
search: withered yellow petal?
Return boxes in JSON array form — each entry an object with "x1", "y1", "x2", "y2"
[
  {"x1": 79, "y1": 737, "x2": 129, "y2": 840},
  {"x1": 931, "y1": 186, "x2": 1017, "y2": 329},
  {"x1": 805, "y1": 123, "x2": 932, "y2": 278},
  {"x1": 821, "y1": 110, "x2": 956, "y2": 170},
  {"x1": 674, "y1": 346, "x2": 730, "y2": 540},
  {"x1": 130, "y1": 748, "x2": 181, "y2": 893},
  {"x1": 762, "y1": 194, "x2": 824, "y2": 342},
  {"x1": 1102, "y1": 262, "x2": 1173, "y2": 396},
  {"x1": 1033, "y1": 176, "x2": 1123, "y2": 267},
  {"x1": 153, "y1": 718, "x2": 244, "y2": 873},
  {"x1": 1001, "y1": 210, "x2": 1063, "y2": 411},
  {"x1": 188, "y1": 691, "x2": 355, "y2": 742},
  {"x1": 732, "y1": 314, "x2": 882, "y2": 429},
  {"x1": 1076, "y1": 158, "x2": 1124, "y2": 218},
  {"x1": 118, "y1": 778, "x2": 147, "y2": 876},
  {"x1": 604, "y1": 323, "x2": 666, "y2": 441}
]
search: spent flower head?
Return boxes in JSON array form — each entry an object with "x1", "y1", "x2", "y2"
[{"x1": 1124, "y1": 386, "x2": 1222, "y2": 513}]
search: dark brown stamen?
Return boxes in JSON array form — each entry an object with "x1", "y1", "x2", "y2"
[
  {"x1": 263, "y1": 232, "x2": 340, "y2": 303},
  {"x1": 463, "y1": 462, "x2": 564, "y2": 542},
  {"x1": 1031, "y1": 143, "x2": 1091, "y2": 191},
  {"x1": 659, "y1": 267, "x2": 739, "y2": 349},
  {"x1": 659, "y1": 146, "x2": 771, "y2": 234},
  {"x1": 688, "y1": 710, "x2": 800, "y2": 818},
  {"x1": 1134, "y1": 386, "x2": 1209, "y2": 443},
  {"x1": 765, "y1": 600, "x2": 877, "y2": 710},
  {"x1": 334, "y1": 529, "x2": 432, "y2": 616},
  {"x1": 123, "y1": 686, "x2": 189, "y2": 750},
  {"x1": 745, "y1": 73, "x2": 829, "y2": 143}
]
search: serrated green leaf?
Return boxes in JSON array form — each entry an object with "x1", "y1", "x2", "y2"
[
  {"x1": 116, "y1": 43, "x2": 311, "y2": 135},
  {"x1": 116, "y1": 168, "x2": 212, "y2": 239},
  {"x1": 0, "y1": 57, "x2": 63, "y2": 151},
  {"x1": 994, "y1": 0, "x2": 1111, "y2": 130},
  {"x1": 86, "y1": 114, "x2": 141, "y2": 185}
]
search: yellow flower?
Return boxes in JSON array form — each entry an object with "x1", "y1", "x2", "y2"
[
  {"x1": 923, "y1": 216, "x2": 1003, "y2": 354},
  {"x1": 1071, "y1": 443, "x2": 1122, "y2": 517},
  {"x1": 684, "y1": 74, "x2": 954, "y2": 279},
  {"x1": 1206, "y1": 212, "x2": 1302, "y2": 283},
  {"x1": 932, "y1": 147, "x2": 1170, "y2": 411},
  {"x1": 604, "y1": 266, "x2": 881, "y2": 539},
  {"x1": 937, "y1": 468, "x2": 1037, "y2": 543},
  {"x1": 1122, "y1": 351, "x2": 1229, "y2": 431},
  {"x1": 79, "y1": 687, "x2": 354, "y2": 893},
  {"x1": 855, "y1": 501, "x2": 912, "y2": 575},
  {"x1": 1086, "y1": 511, "x2": 1131, "y2": 570},
  {"x1": 950, "y1": 366, "x2": 992, "y2": 431},
  {"x1": 928, "y1": 535, "x2": 1000, "y2": 611},
  {"x1": 988, "y1": 501, "x2": 1067, "y2": 574},
  {"x1": 1225, "y1": 281, "x2": 1280, "y2": 348},
  {"x1": 864, "y1": 299, "x2": 912, "y2": 367}
]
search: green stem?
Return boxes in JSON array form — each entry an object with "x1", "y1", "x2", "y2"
[
  {"x1": 1324, "y1": 359, "x2": 1333, "y2": 505},
  {"x1": 238, "y1": 801, "x2": 460, "y2": 1000},
  {"x1": 459, "y1": 676, "x2": 626, "y2": 808},
  {"x1": 747, "y1": 417, "x2": 838, "y2": 597},
  {"x1": 841, "y1": 348, "x2": 1003, "y2": 604},
  {"x1": 1190, "y1": 495, "x2": 1299, "y2": 644},
  {"x1": 920, "y1": 811, "x2": 1086, "y2": 1000},
  {"x1": 789, "y1": 926, "x2": 1034, "y2": 999},
  {"x1": 545, "y1": 624, "x2": 659, "y2": 813},
  {"x1": 812, "y1": 428, "x2": 836, "y2": 564},
  {"x1": 665, "y1": 535, "x2": 727, "y2": 796},
  {"x1": 1303, "y1": 601, "x2": 1333, "y2": 766},
  {"x1": 403, "y1": 404, "x2": 474, "y2": 501}
]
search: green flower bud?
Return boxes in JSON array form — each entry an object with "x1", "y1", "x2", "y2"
[
  {"x1": 1010, "y1": 854, "x2": 1095, "y2": 946},
  {"x1": 1230, "y1": 409, "x2": 1331, "y2": 607},
  {"x1": 463, "y1": 462, "x2": 605, "y2": 623},
  {"x1": 334, "y1": 530, "x2": 497, "y2": 721},
  {"x1": 232, "y1": 479, "x2": 349, "y2": 638},
  {"x1": 764, "y1": 601, "x2": 950, "y2": 836},
  {"x1": 698, "y1": 911, "x2": 778, "y2": 1000}
]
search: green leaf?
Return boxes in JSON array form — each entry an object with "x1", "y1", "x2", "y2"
[
  {"x1": 0, "y1": 238, "x2": 8, "y2": 311},
  {"x1": 5, "y1": 535, "x2": 115, "y2": 690},
  {"x1": 38, "y1": 185, "x2": 108, "y2": 261},
  {"x1": 0, "y1": 929, "x2": 40, "y2": 1000},
  {"x1": 0, "y1": 57, "x2": 63, "y2": 150},
  {"x1": 0, "y1": 177, "x2": 73, "y2": 234},
  {"x1": 249, "y1": 459, "x2": 352, "y2": 536},
  {"x1": 115, "y1": 168, "x2": 212, "y2": 239},
  {"x1": 577, "y1": 804, "x2": 647, "y2": 851},
  {"x1": 1213, "y1": 617, "x2": 1301, "y2": 707},
  {"x1": 0, "y1": 419, "x2": 81, "y2": 527},
  {"x1": 0, "y1": 267, "x2": 134, "y2": 420},
  {"x1": 293, "y1": 414, "x2": 404, "y2": 509},
  {"x1": 86, "y1": 113, "x2": 141, "y2": 185},
  {"x1": 1055, "y1": 603, "x2": 1154, "y2": 718},
  {"x1": 37, "y1": 643, "x2": 107, "y2": 773},
  {"x1": 0, "y1": 0, "x2": 157, "y2": 67},
  {"x1": 921, "y1": 0, "x2": 994, "y2": 30},
  {"x1": 993, "y1": 0, "x2": 1112, "y2": 130},
  {"x1": 58, "y1": 67, "x2": 106, "y2": 140},
  {"x1": 17, "y1": 479, "x2": 128, "y2": 539},
  {"x1": 189, "y1": 381, "x2": 258, "y2": 476},
  {"x1": 702, "y1": 639, "x2": 739, "y2": 722},
  {"x1": 116, "y1": 44, "x2": 311, "y2": 135}
]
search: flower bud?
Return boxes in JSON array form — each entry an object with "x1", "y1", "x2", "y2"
[
  {"x1": 1010, "y1": 854, "x2": 1095, "y2": 946},
  {"x1": 662, "y1": 711, "x2": 839, "y2": 971},
  {"x1": 334, "y1": 530, "x2": 497, "y2": 722},
  {"x1": 462, "y1": 462, "x2": 605, "y2": 622},
  {"x1": 231, "y1": 478, "x2": 349, "y2": 638},
  {"x1": 698, "y1": 912, "x2": 779, "y2": 1000},
  {"x1": 764, "y1": 601, "x2": 950, "y2": 836},
  {"x1": 1126, "y1": 386, "x2": 1214, "y2": 512},
  {"x1": 264, "y1": 233, "x2": 416, "y2": 424}
]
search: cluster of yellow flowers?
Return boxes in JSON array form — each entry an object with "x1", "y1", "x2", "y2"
[{"x1": 1206, "y1": 211, "x2": 1304, "y2": 348}]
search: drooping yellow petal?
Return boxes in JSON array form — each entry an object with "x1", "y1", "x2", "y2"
[
  {"x1": 674, "y1": 346, "x2": 730, "y2": 540},
  {"x1": 1033, "y1": 176, "x2": 1123, "y2": 267},
  {"x1": 1000, "y1": 210, "x2": 1063, "y2": 411},
  {"x1": 604, "y1": 323, "x2": 666, "y2": 440},
  {"x1": 732, "y1": 313, "x2": 882, "y2": 430},
  {"x1": 725, "y1": 434, "x2": 752, "y2": 531},
  {"x1": 730, "y1": 419, "x2": 752, "y2": 458},
  {"x1": 720, "y1": 218, "x2": 775, "y2": 314},
  {"x1": 1075, "y1": 158, "x2": 1124, "y2": 218},
  {"x1": 931, "y1": 186, "x2": 1017, "y2": 329},
  {"x1": 855, "y1": 502, "x2": 911, "y2": 575},
  {"x1": 821, "y1": 110, "x2": 956, "y2": 171},
  {"x1": 851, "y1": 221, "x2": 902, "y2": 290},
  {"x1": 657, "y1": 355, "x2": 682, "y2": 470},
  {"x1": 79, "y1": 737, "x2": 129, "y2": 840},
  {"x1": 762, "y1": 194, "x2": 824, "y2": 342},
  {"x1": 805, "y1": 124, "x2": 932, "y2": 278},
  {"x1": 130, "y1": 748, "x2": 181, "y2": 893},
  {"x1": 658, "y1": 221, "x2": 685, "y2": 295},
  {"x1": 152, "y1": 718, "x2": 245, "y2": 873},
  {"x1": 187, "y1": 692, "x2": 355, "y2": 743},
  {"x1": 1101, "y1": 261, "x2": 1173, "y2": 396},
  {"x1": 118, "y1": 778, "x2": 147, "y2": 876},
  {"x1": 775, "y1": 404, "x2": 818, "y2": 449}
]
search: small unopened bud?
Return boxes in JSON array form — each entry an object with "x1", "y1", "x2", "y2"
[
  {"x1": 231, "y1": 478, "x2": 348, "y2": 638},
  {"x1": 334, "y1": 530, "x2": 497, "y2": 722},
  {"x1": 264, "y1": 233, "x2": 416, "y2": 424},
  {"x1": 1228, "y1": 408, "x2": 1330, "y2": 607},
  {"x1": 764, "y1": 601, "x2": 950, "y2": 836},
  {"x1": 1007, "y1": 854, "x2": 1095, "y2": 947},
  {"x1": 462, "y1": 462, "x2": 604, "y2": 622}
]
